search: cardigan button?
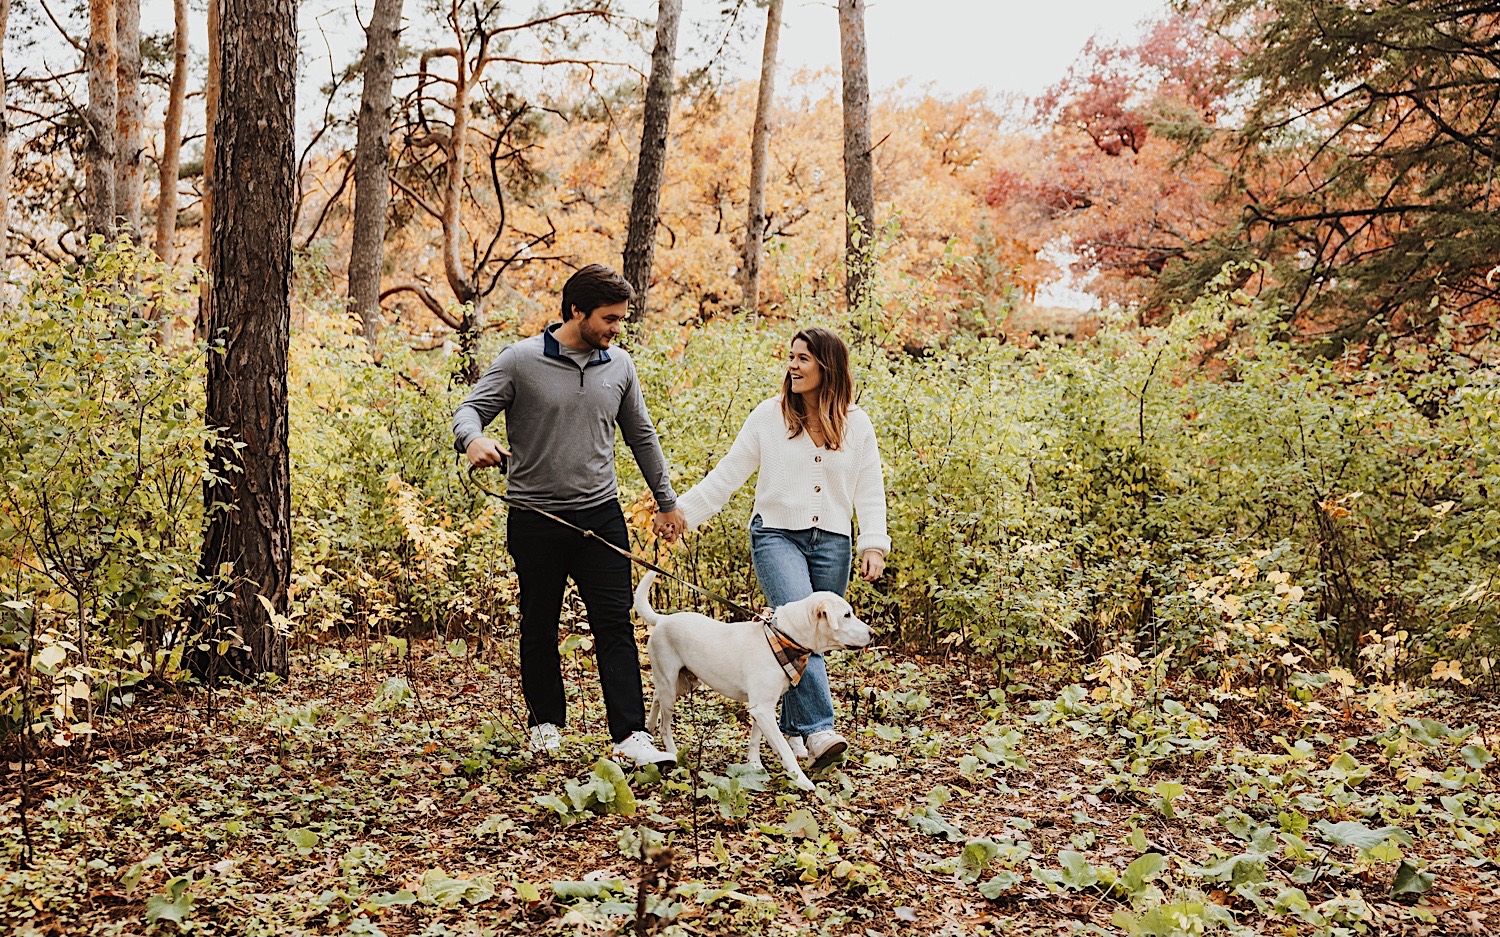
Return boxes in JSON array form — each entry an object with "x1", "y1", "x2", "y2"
[
  {"x1": 814, "y1": 455, "x2": 822, "y2": 462},
  {"x1": 814, "y1": 485, "x2": 821, "y2": 492},
  {"x1": 812, "y1": 515, "x2": 819, "y2": 522}
]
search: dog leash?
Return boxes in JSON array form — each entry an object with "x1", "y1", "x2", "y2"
[{"x1": 465, "y1": 465, "x2": 789, "y2": 636}]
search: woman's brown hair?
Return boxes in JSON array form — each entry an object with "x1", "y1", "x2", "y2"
[{"x1": 780, "y1": 327, "x2": 853, "y2": 450}]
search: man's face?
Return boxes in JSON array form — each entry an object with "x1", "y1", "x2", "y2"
[{"x1": 575, "y1": 300, "x2": 629, "y2": 349}]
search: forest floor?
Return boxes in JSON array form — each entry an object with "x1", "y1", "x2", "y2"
[{"x1": 2, "y1": 630, "x2": 1498, "y2": 937}]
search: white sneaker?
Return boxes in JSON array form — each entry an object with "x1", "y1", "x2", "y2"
[
  {"x1": 528, "y1": 723, "x2": 562, "y2": 754},
  {"x1": 611, "y1": 730, "x2": 676, "y2": 769},
  {"x1": 805, "y1": 730, "x2": 848, "y2": 770},
  {"x1": 787, "y1": 735, "x2": 809, "y2": 759}
]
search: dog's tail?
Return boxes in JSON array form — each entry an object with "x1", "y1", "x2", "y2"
[{"x1": 633, "y1": 571, "x2": 664, "y2": 627}]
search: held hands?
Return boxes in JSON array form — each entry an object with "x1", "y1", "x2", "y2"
[
  {"x1": 466, "y1": 436, "x2": 511, "y2": 469},
  {"x1": 653, "y1": 508, "x2": 688, "y2": 543},
  {"x1": 860, "y1": 549, "x2": 886, "y2": 582}
]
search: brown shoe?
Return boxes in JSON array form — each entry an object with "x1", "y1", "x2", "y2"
[{"x1": 805, "y1": 730, "x2": 847, "y2": 771}]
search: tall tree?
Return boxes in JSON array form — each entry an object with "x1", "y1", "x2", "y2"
[
  {"x1": 347, "y1": 0, "x2": 404, "y2": 350},
  {"x1": 191, "y1": 0, "x2": 297, "y2": 682},
  {"x1": 1186, "y1": 0, "x2": 1500, "y2": 345},
  {"x1": 0, "y1": 0, "x2": 10, "y2": 263},
  {"x1": 85, "y1": 0, "x2": 119, "y2": 237},
  {"x1": 200, "y1": 0, "x2": 219, "y2": 272},
  {"x1": 837, "y1": 0, "x2": 873, "y2": 312},
  {"x1": 1004, "y1": 13, "x2": 1240, "y2": 316},
  {"x1": 152, "y1": 0, "x2": 188, "y2": 265},
  {"x1": 389, "y1": 3, "x2": 603, "y2": 379},
  {"x1": 114, "y1": 0, "x2": 142, "y2": 238},
  {"x1": 741, "y1": 0, "x2": 783, "y2": 313},
  {"x1": 622, "y1": 0, "x2": 682, "y2": 316}
]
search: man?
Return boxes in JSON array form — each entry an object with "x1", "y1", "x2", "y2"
[{"x1": 453, "y1": 264, "x2": 687, "y2": 767}]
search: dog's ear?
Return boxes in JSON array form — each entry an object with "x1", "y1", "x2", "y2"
[{"x1": 809, "y1": 597, "x2": 840, "y2": 646}]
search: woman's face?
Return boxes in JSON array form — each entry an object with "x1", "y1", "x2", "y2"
[{"x1": 787, "y1": 338, "x2": 822, "y2": 396}]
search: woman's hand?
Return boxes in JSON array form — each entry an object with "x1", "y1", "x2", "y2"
[{"x1": 860, "y1": 549, "x2": 885, "y2": 582}]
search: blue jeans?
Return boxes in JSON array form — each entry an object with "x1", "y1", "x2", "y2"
[{"x1": 749, "y1": 515, "x2": 851, "y2": 737}]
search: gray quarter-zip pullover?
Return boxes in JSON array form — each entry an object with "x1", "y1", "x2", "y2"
[{"x1": 452, "y1": 324, "x2": 678, "y2": 513}]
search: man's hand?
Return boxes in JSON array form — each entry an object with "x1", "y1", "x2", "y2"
[
  {"x1": 466, "y1": 436, "x2": 511, "y2": 469},
  {"x1": 860, "y1": 550, "x2": 886, "y2": 582},
  {"x1": 653, "y1": 508, "x2": 687, "y2": 543}
]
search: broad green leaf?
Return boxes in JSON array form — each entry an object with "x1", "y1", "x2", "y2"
[
  {"x1": 1312, "y1": 819, "x2": 1412, "y2": 852},
  {"x1": 978, "y1": 870, "x2": 1022, "y2": 899},
  {"x1": 1059, "y1": 850, "x2": 1100, "y2": 889},
  {"x1": 1390, "y1": 860, "x2": 1435, "y2": 898},
  {"x1": 782, "y1": 808, "x2": 820, "y2": 840},
  {"x1": 145, "y1": 876, "x2": 193, "y2": 924},
  {"x1": 1461, "y1": 744, "x2": 1492, "y2": 770},
  {"x1": 552, "y1": 879, "x2": 624, "y2": 900},
  {"x1": 1120, "y1": 852, "x2": 1165, "y2": 897}
]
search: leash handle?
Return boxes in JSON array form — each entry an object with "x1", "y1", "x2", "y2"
[{"x1": 464, "y1": 465, "x2": 769, "y2": 624}]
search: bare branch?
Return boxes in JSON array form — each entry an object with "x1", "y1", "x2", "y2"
[
  {"x1": 300, "y1": 156, "x2": 355, "y2": 250},
  {"x1": 490, "y1": 7, "x2": 613, "y2": 33},
  {"x1": 36, "y1": 0, "x2": 86, "y2": 53},
  {"x1": 381, "y1": 283, "x2": 463, "y2": 328},
  {"x1": 389, "y1": 173, "x2": 445, "y2": 223}
]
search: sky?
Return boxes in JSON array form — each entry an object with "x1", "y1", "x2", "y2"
[
  {"x1": 116, "y1": 0, "x2": 1172, "y2": 122},
  {"x1": 286, "y1": 0, "x2": 1172, "y2": 107},
  {"x1": 705, "y1": 0, "x2": 1168, "y2": 99}
]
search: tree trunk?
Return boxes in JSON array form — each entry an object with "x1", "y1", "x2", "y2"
[
  {"x1": 152, "y1": 0, "x2": 188, "y2": 265},
  {"x1": 347, "y1": 0, "x2": 403, "y2": 350},
  {"x1": 838, "y1": 0, "x2": 874, "y2": 313},
  {"x1": 741, "y1": 0, "x2": 783, "y2": 314},
  {"x1": 199, "y1": 0, "x2": 219, "y2": 266},
  {"x1": 85, "y1": 0, "x2": 119, "y2": 239},
  {"x1": 191, "y1": 0, "x2": 296, "y2": 683},
  {"x1": 432, "y1": 43, "x2": 482, "y2": 381},
  {"x1": 195, "y1": 0, "x2": 219, "y2": 338},
  {"x1": 622, "y1": 0, "x2": 682, "y2": 317},
  {"x1": 0, "y1": 0, "x2": 10, "y2": 264},
  {"x1": 114, "y1": 0, "x2": 142, "y2": 239}
]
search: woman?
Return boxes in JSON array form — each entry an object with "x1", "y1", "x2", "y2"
[{"x1": 673, "y1": 327, "x2": 889, "y2": 770}]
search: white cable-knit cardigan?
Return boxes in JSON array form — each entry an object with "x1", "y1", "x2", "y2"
[{"x1": 677, "y1": 397, "x2": 891, "y2": 555}]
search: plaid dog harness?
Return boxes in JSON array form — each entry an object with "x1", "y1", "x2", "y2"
[{"x1": 763, "y1": 616, "x2": 813, "y2": 686}]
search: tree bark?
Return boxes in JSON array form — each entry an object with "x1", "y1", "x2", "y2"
[
  {"x1": 622, "y1": 0, "x2": 682, "y2": 317},
  {"x1": 191, "y1": 0, "x2": 296, "y2": 683},
  {"x1": 0, "y1": 0, "x2": 10, "y2": 264},
  {"x1": 838, "y1": 0, "x2": 874, "y2": 312},
  {"x1": 200, "y1": 0, "x2": 220, "y2": 268},
  {"x1": 741, "y1": 0, "x2": 783, "y2": 314},
  {"x1": 195, "y1": 0, "x2": 219, "y2": 338},
  {"x1": 85, "y1": 0, "x2": 119, "y2": 239},
  {"x1": 114, "y1": 0, "x2": 142, "y2": 239},
  {"x1": 152, "y1": 0, "x2": 188, "y2": 265},
  {"x1": 347, "y1": 0, "x2": 404, "y2": 350},
  {"x1": 434, "y1": 43, "x2": 482, "y2": 382}
]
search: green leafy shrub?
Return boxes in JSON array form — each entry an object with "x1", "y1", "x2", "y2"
[{"x1": 0, "y1": 241, "x2": 215, "y2": 739}]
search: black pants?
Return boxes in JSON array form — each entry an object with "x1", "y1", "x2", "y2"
[{"x1": 507, "y1": 500, "x2": 645, "y2": 743}]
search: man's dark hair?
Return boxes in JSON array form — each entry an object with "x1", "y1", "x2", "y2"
[{"x1": 560, "y1": 264, "x2": 635, "y2": 322}]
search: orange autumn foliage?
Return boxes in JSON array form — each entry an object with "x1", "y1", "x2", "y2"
[{"x1": 305, "y1": 74, "x2": 1050, "y2": 345}]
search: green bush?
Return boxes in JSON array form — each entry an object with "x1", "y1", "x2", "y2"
[{"x1": 0, "y1": 241, "x2": 215, "y2": 739}]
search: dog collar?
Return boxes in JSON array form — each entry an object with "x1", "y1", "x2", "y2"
[{"x1": 763, "y1": 615, "x2": 813, "y2": 686}]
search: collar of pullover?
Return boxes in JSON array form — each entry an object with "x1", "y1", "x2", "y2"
[{"x1": 543, "y1": 323, "x2": 611, "y2": 367}]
